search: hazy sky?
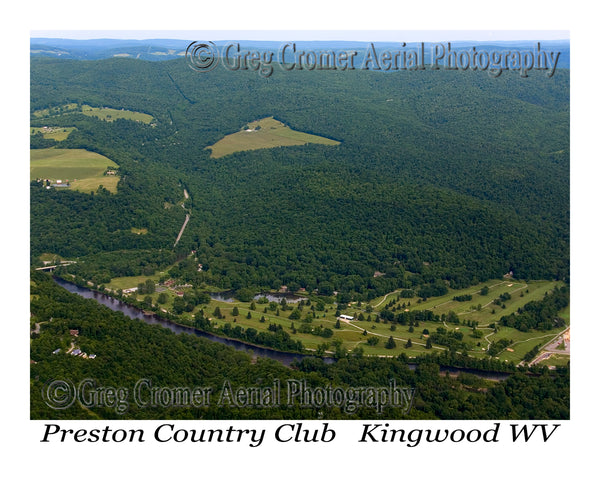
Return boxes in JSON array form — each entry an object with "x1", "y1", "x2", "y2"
[{"x1": 30, "y1": 30, "x2": 569, "y2": 42}]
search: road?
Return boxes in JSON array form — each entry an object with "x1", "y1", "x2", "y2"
[
  {"x1": 173, "y1": 214, "x2": 190, "y2": 247},
  {"x1": 528, "y1": 327, "x2": 570, "y2": 366}
]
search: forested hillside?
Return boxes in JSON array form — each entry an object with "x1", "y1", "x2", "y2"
[{"x1": 30, "y1": 55, "x2": 569, "y2": 297}]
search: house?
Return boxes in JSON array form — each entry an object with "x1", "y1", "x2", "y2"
[
  {"x1": 69, "y1": 329, "x2": 79, "y2": 337},
  {"x1": 71, "y1": 349, "x2": 81, "y2": 356},
  {"x1": 338, "y1": 314, "x2": 354, "y2": 321},
  {"x1": 52, "y1": 348, "x2": 61, "y2": 354}
]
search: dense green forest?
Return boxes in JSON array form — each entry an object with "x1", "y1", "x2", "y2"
[
  {"x1": 30, "y1": 271, "x2": 569, "y2": 419},
  {"x1": 30, "y1": 56, "x2": 569, "y2": 298},
  {"x1": 30, "y1": 55, "x2": 569, "y2": 418}
]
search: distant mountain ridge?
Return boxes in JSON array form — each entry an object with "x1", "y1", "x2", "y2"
[{"x1": 30, "y1": 37, "x2": 570, "y2": 67}]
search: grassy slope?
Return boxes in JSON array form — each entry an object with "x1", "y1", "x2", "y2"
[
  {"x1": 207, "y1": 116, "x2": 340, "y2": 158},
  {"x1": 32, "y1": 103, "x2": 153, "y2": 124},
  {"x1": 30, "y1": 148, "x2": 119, "y2": 193},
  {"x1": 31, "y1": 126, "x2": 77, "y2": 141}
]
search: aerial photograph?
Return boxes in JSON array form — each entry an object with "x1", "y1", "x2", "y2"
[{"x1": 29, "y1": 31, "x2": 570, "y2": 422}]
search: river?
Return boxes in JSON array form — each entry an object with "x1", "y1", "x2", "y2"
[
  {"x1": 53, "y1": 277, "x2": 321, "y2": 366},
  {"x1": 208, "y1": 290, "x2": 304, "y2": 303},
  {"x1": 53, "y1": 277, "x2": 511, "y2": 380}
]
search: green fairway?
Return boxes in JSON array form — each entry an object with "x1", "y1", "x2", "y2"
[
  {"x1": 206, "y1": 116, "x2": 340, "y2": 158},
  {"x1": 30, "y1": 148, "x2": 120, "y2": 193}
]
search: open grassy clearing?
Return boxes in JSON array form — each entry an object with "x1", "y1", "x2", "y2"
[
  {"x1": 206, "y1": 116, "x2": 340, "y2": 158},
  {"x1": 30, "y1": 148, "x2": 119, "y2": 193},
  {"x1": 106, "y1": 274, "x2": 162, "y2": 291},
  {"x1": 537, "y1": 354, "x2": 570, "y2": 367},
  {"x1": 32, "y1": 103, "x2": 79, "y2": 117},
  {"x1": 80, "y1": 105, "x2": 154, "y2": 123},
  {"x1": 32, "y1": 103, "x2": 154, "y2": 124},
  {"x1": 31, "y1": 126, "x2": 76, "y2": 141},
  {"x1": 38, "y1": 253, "x2": 64, "y2": 264}
]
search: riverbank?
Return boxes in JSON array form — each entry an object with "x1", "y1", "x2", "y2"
[{"x1": 53, "y1": 276, "x2": 323, "y2": 366}]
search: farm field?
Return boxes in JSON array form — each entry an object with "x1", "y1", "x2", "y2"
[
  {"x1": 32, "y1": 103, "x2": 154, "y2": 124},
  {"x1": 107, "y1": 271, "x2": 568, "y2": 365},
  {"x1": 30, "y1": 148, "x2": 120, "y2": 193},
  {"x1": 79, "y1": 105, "x2": 154, "y2": 123},
  {"x1": 206, "y1": 116, "x2": 340, "y2": 158},
  {"x1": 31, "y1": 126, "x2": 76, "y2": 141}
]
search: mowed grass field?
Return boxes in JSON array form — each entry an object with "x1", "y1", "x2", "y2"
[
  {"x1": 30, "y1": 148, "x2": 119, "y2": 193},
  {"x1": 207, "y1": 116, "x2": 340, "y2": 158}
]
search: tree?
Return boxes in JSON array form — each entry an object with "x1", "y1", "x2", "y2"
[
  {"x1": 425, "y1": 337, "x2": 433, "y2": 349},
  {"x1": 232, "y1": 306, "x2": 239, "y2": 316},
  {"x1": 235, "y1": 288, "x2": 254, "y2": 302},
  {"x1": 405, "y1": 338, "x2": 412, "y2": 348},
  {"x1": 385, "y1": 336, "x2": 396, "y2": 349},
  {"x1": 144, "y1": 279, "x2": 155, "y2": 294},
  {"x1": 157, "y1": 292, "x2": 169, "y2": 304},
  {"x1": 335, "y1": 318, "x2": 341, "y2": 329},
  {"x1": 173, "y1": 297, "x2": 186, "y2": 314}
]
